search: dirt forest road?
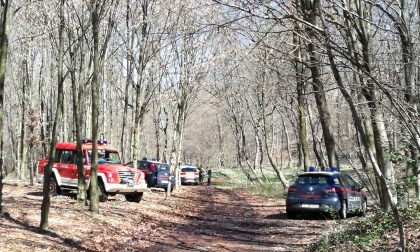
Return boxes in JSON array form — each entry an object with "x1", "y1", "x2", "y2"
[
  {"x1": 145, "y1": 186, "x2": 336, "y2": 252},
  {"x1": 0, "y1": 182, "x2": 337, "y2": 252}
]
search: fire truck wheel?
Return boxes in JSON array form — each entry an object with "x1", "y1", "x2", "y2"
[
  {"x1": 98, "y1": 179, "x2": 108, "y2": 202},
  {"x1": 50, "y1": 176, "x2": 61, "y2": 196},
  {"x1": 125, "y1": 192, "x2": 143, "y2": 203}
]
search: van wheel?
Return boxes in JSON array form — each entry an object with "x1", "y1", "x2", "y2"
[
  {"x1": 338, "y1": 200, "x2": 348, "y2": 219},
  {"x1": 50, "y1": 176, "x2": 61, "y2": 196},
  {"x1": 125, "y1": 192, "x2": 143, "y2": 203},
  {"x1": 286, "y1": 210, "x2": 297, "y2": 219},
  {"x1": 98, "y1": 180, "x2": 108, "y2": 202}
]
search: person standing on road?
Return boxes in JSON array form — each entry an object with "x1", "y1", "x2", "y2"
[
  {"x1": 198, "y1": 165, "x2": 204, "y2": 184},
  {"x1": 207, "y1": 168, "x2": 212, "y2": 186}
]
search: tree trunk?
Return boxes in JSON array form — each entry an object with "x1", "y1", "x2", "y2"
[
  {"x1": 0, "y1": 0, "x2": 10, "y2": 214},
  {"x1": 216, "y1": 115, "x2": 225, "y2": 169},
  {"x1": 308, "y1": 106, "x2": 325, "y2": 169},
  {"x1": 130, "y1": 0, "x2": 149, "y2": 165},
  {"x1": 240, "y1": 123, "x2": 261, "y2": 182},
  {"x1": 40, "y1": 0, "x2": 65, "y2": 230},
  {"x1": 282, "y1": 116, "x2": 292, "y2": 169},
  {"x1": 354, "y1": 2, "x2": 396, "y2": 211},
  {"x1": 89, "y1": 0, "x2": 101, "y2": 214},
  {"x1": 161, "y1": 107, "x2": 169, "y2": 162},
  {"x1": 18, "y1": 60, "x2": 28, "y2": 180},
  {"x1": 167, "y1": 97, "x2": 184, "y2": 197},
  {"x1": 262, "y1": 106, "x2": 288, "y2": 190},
  {"x1": 27, "y1": 109, "x2": 36, "y2": 187},
  {"x1": 320, "y1": 7, "x2": 405, "y2": 249},
  {"x1": 293, "y1": 22, "x2": 310, "y2": 172},
  {"x1": 69, "y1": 35, "x2": 87, "y2": 205},
  {"x1": 233, "y1": 121, "x2": 253, "y2": 184},
  {"x1": 395, "y1": 0, "x2": 419, "y2": 200},
  {"x1": 152, "y1": 91, "x2": 161, "y2": 161},
  {"x1": 38, "y1": 45, "x2": 47, "y2": 157},
  {"x1": 300, "y1": 0, "x2": 338, "y2": 169},
  {"x1": 120, "y1": 0, "x2": 134, "y2": 162}
]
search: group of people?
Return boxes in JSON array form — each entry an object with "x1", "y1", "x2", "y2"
[{"x1": 198, "y1": 165, "x2": 212, "y2": 186}]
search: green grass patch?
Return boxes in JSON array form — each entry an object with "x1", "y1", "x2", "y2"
[
  {"x1": 214, "y1": 169, "x2": 247, "y2": 188},
  {"x1": 214, "y1": 168, "x2": 287, "y2": 198},
  {"x1": 307, "y1": 202, "x2": 420, "y2": 251},
  {"x1": 248, "y1": 180, "x2": 286, "y2": 198}
]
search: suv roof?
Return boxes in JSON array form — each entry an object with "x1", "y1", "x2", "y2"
[
  {"x1": 180, "y1": 164, "x2": 197, "y2": 168},
  {"x1": 300, "y1": 171, "x2": 340, "y2": 176}
]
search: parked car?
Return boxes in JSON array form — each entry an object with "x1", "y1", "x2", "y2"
[
  {"x1": 286, "y1": 171, "x2": 367, "y2": 219},
  {"x1": 156, "y1": 162, "x2": 176, "y2": 192},
  {"x1": 37, "y1": 141, "x2": 148, "y2": 203},
  {"x1": 125, "y1": 159, "x2": 176, "y2": 192},
  {"x1": 179, "y1": 165, "x2": 199, "y2": 185}
]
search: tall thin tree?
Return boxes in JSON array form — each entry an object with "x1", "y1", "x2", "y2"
[
  {"x1": 40, "y1": 0, "x2": 65, "y2": 230},
  {"x1": 89, "y1": 0, "x2": 100, "y2": 213},
  {"x1": 0, "y1": 0, "x2": 11, "y2": 214}
]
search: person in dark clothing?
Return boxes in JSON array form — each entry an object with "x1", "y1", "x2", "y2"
[
  {"x1": 198, "y1": 165, "x2": 204, "y2": 184},
  {"x1": 207, "y1": 168, "x2": 212, "y2": 186}
]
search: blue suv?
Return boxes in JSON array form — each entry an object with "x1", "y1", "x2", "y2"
[
  {"x1": 286, "y1": 171, "x2": 367, "y2": 219},
  {"x1": 125, "y1": 160, "x2": 176, "y2": 192}
]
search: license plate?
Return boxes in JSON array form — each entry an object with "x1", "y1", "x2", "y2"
[
  {"x1": 301, "y1": 204, "x2": 319, "y2": 208},
  {"x1": 128, "y1": 180, "x2": 134, "y2": 187}
]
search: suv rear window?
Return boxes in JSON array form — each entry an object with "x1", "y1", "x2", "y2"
[
  {"x1": 181, "y1": 167, "x2": 197, "y2": 172},
  {"x1": 159, "y1": 164, "x2": 170, "y2": 171},
  {"x1": 296, "y1": 175, "x2": 334, "y2": 185}
]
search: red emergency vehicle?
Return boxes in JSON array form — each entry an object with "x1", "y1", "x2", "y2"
[{"x1": 38, "y1": 141, "x2": 148, "y2": 202}]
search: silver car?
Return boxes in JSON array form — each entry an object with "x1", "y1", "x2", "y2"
[{"x1": 180, "y1": 166, "x2": 199, "y2": 185}]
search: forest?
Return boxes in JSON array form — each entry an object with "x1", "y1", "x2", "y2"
[{"x1": 0, "y1": 0, "x2": 420, "y2": 251}]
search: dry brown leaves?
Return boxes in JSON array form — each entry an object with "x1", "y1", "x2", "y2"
[{"x1": 0, "y1": 183, "x2": 339, "y2": 252}]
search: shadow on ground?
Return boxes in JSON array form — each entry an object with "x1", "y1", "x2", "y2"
[{"x1": 135, "y1": 182, "x2": 335, "y2": 252}]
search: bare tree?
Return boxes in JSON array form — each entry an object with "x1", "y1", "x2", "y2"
[
  {"x1": 0, "y1": 0, "x2": 10, "y2": 214},
  {"x1": 67, "y1": 2, "x2": 90, "y2": 205},
  {"x1": 293, "y1": 18, "x2": 310, "y2": 172},
  {"x1": 88, "y1": 0, "x2": 101, "y2": 213},
  {"x1": 40, "y1": 0, "x2": 65, "y2": 230}
]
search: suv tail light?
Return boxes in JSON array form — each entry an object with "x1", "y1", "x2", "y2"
[
  {"x1": 335, "y1": 187, "x2": 345, "y2": 193},
  {"x1": 180, "y1": 172, "x2": 186, "y2": 175},
  {"x1": 324, "y1": 187, "x2": 336, "y2": 193},
  {"x1": 150, "y1": 163, "x2": 156, "y2": 172},
  {"x1": 288, "y1": 186, "x2": 298, "y2": 192},
  {"x1": 194, "y1": 172, "x2": 199, "y2": 176}
]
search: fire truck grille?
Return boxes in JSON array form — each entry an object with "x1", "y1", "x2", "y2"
[{"x1": 117, "y1": 171, "x2": 135, "y2": 181}]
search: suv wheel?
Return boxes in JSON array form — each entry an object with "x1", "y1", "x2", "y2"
[
  {"x1": 98, "y1": 180, "x2": 108, "y2": 202},
  {"x1": 286, "y1": 210, "x2": 297, "y2": 219}
]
